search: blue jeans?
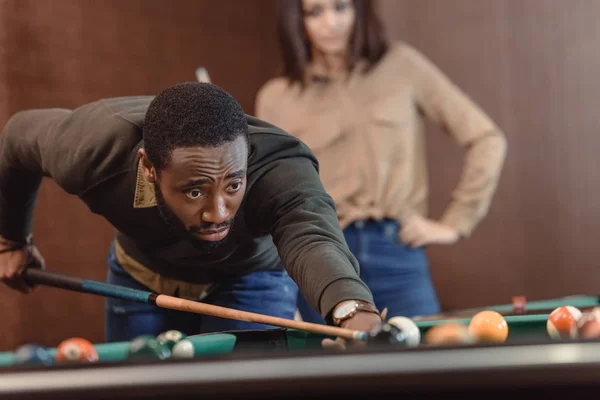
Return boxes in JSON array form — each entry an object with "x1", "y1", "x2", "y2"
[
  {"x1": 297, "y1": 219, "x2": 441, "y2": 323},
  {"x1": 104, "y1": 242, "x2": 298, "y2": 342}
]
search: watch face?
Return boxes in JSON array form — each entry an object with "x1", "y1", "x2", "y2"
[{"x1": 334, "y1": 301, "x2": 356, "y2": 319}]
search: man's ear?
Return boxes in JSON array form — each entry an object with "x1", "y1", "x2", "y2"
[{"x1": 138, "y1": 148, "x2": 157, "y2": 183}]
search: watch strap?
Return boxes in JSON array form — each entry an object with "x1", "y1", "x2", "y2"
[{"x1": 333, "y1": 300, "x2": 381, "y2": 326}]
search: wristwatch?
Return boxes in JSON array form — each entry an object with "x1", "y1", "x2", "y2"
[{"x1": 332, "y1": 300, "x2": 380, "y2": 326}]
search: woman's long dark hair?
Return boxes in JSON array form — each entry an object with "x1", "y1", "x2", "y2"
[{"x1": 276, "y1": 0, "x2": 389, "y2": 83}]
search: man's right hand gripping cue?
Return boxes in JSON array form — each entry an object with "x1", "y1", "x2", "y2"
[{"x1": 0, "y1": 235, "x2": 44, "y2": 293}]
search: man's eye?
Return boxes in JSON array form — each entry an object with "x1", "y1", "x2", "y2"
[
  {"x1": 185, "y1": 189, "x2": 202, "y2": 199},
  {"x1": 229, "y1": 182, "x2": 242, "y2": 192}
]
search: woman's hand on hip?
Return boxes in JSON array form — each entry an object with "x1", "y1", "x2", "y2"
[{"x1": 399, "y1": 215, "x2": 459, "y2": 248}]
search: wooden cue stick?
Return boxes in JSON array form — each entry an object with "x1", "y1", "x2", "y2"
[
  {"x1": 154, "y1": 295, "x2": 367, "y2": 340},
  {"x1": 22, "y1": 268, "x2": 369, "y2": 341}
]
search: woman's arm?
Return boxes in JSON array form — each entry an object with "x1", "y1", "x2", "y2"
[{"x1": 404, "y1": 44, "x2": 508, "y2": 238}]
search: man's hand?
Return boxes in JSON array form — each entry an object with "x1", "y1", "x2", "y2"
[
  {"x1": 399, "y1": 215, "x2": 459, "y2": 248},
  {"x1": 0, "y1": 236, "x2": 44, "y2": 293},
  {"x1": 322, "y1": 311, "x2": 383, "y2": 351}
]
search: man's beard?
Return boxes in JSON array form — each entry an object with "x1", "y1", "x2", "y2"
[{"x1": 154, "y1": 184, "x2": 233, "y2": 253}]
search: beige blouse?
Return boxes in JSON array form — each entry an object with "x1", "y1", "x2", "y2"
[{"x1": 255, "y1": 41, "x2": 507, "y2": 237}]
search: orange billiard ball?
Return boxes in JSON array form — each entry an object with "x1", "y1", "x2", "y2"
[
  {"x1": 547, "y1": 306, "x2": 582, "y2": 339},
  {"x1": 55, "y1": 337, "x2": 99, "y2": 363},
  {"x1": 468, "y1": 310, "x2": 509, "y2": 343},
  {"x1": 423, "y1": 322, "x2": 473, "y2": 346}
]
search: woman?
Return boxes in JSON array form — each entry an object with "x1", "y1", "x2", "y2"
[{"x1": 255, "y1": 0, "x2": 507, "y2": 322}]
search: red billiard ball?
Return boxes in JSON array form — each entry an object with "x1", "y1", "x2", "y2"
[
  {"x1": 512, "y1": 296, "x2": 527, "y2": 314},
  {"x1": 55, "y1": 337, "x2": 99, "y2": 363},
  {"x1": 547, "y1": 306, "x2": 582, "y2": 339},
  {"x1": 577, "y1": 307, "x2": 600, "y2": 339}
]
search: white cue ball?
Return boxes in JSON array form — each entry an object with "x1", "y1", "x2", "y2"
[
  {"x1": 387, "y1": 316, "x2": 421, "y2": 347},
  {"x1": 171, "y1": 339, "x2": 195, "y2": 359}
]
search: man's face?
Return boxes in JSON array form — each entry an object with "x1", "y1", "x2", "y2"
[{"x1": 142, "y1": 136, "x2": 248, "y2": 251}]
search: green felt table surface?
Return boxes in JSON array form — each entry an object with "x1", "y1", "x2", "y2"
[
  {"x1": 2, "y1": 296, "x2": 595, "y2": 367},
  {"x1": 0, "y1": 333, "x2": 236, "y2": 366}
]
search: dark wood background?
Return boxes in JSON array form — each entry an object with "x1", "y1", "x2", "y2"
[
  {"x1": 1, "y1": 0, "x2": 599, "y2": 350},
  {"x1": 379, "y1": 0, "x2": 600, "y2": 309},
  {"x1": 0, "y1": 0, "x2": 280, "y2": 350}
]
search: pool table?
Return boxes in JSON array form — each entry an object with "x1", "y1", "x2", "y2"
[
  {"x1": 415, "y1": 294, "x2": 600, "y2": 341},
  {"x1": 413, "y1": 294, "x2": 600, "y2": 321},
  {"x1": 0, "y1": 329, "x2": 328, "y2": 367},
  {"x1": 1, "y1": 295, "x2": 600, "y2": 399}
]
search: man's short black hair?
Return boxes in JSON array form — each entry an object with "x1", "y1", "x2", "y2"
[{"x1": 143, "y1": 82, "x2": 249, "y2": 171}]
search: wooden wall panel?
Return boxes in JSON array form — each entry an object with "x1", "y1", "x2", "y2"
[
  {"x1": 378, "y1": 0, "x2": 600, "y2": 310},
  {"x1": 0, "y1": 0, "x2": 278, "y2": 350},
  {"x1": 2, "y1": 0, "x2": 599, "y2": 351}
]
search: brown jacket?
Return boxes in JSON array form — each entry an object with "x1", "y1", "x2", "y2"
[{"x1": 0, "y1": 96, "x2": 374, "y2": 318}]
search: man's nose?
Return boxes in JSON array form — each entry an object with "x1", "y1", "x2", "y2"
[{"x1": 201, "y1": 195, "x2": 229, "y2": 224}]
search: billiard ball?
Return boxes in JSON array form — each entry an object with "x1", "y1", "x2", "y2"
[
  {"x1": 512, "y1": 296, "x2": 527, "y2": 314},
  {"x1": 468, "y1": 310, "x2": 509, "y2": 343},
  {"x1": 15, "y1": 344, "x2": 52, "y2": 366},
  {"x1": 156, "y1": 330, "x2": 187, "y2": 350},
  {"x1": 55, "y1": 337, "x2": 99, "y2": 363},
  {"x1": 128, "y1": 336, "x2": 172, "y2": 361},
  {"x1": 387, "y1": 316, "x2": 421, "y2": 347},
  {"x1": 368, "y1": 322, "x2": 408, "y2": 346},
  {"x1": 172, "y1": 339, "x2": 195, "y2": 359},
  {"x1": 576, "y1": 307, "x2": 600, "y2": 339},
  {"x1": 547, "y1": 306, "x2": 582, "y2": 339},
  {"x1": 423, "y1": 322, "x2": 472, "y2": 346}
]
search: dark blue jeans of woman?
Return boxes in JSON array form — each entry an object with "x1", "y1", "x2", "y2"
[
  {"x1": 296, "y1": 219, "x2": 441, "y2": 323},
  {"x1": 104, "y1": 241, "x2": 298, "y2": 342}
]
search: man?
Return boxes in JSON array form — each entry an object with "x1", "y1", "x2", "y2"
[{"x1": 0, "y1": 82, "x2": 381, "y2": 347}]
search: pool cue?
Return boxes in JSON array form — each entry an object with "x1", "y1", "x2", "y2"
[{"x1": 21, "y1": 268, "x2": 369, "y2": 341}]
